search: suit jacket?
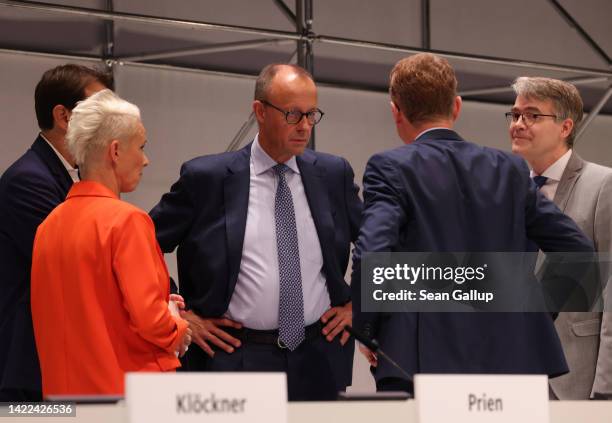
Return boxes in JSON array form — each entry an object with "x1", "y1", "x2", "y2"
[
  {"x1": 351, "y1": 129, "x2": 595, "y2": 382},
  {"x1": 0, "y1": 136, "x2": 73, "y2": 397},
  {"x1": 31, "y1": 181, "x2": 187, "y2": 396},
  {"x1": 150, "y1": 143, "x2": 362, "y2": 369},
  {"x1": 548, "y1": 152, "x2": 612, "y2": 399}
]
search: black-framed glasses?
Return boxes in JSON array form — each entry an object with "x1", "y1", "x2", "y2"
[
  {"x1": 505, "y1": 111, "x2": 558, "y2": 126},
  {"x1": 261, "y1": 100, "x2": 324, "y2": 125}
]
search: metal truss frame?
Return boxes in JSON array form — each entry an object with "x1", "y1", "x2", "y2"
[{"x1": 1, "y1": 0, "x2": 611, "y2": 148}]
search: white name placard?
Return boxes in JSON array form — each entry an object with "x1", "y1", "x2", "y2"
[
  {"x1": 126, "y1": 372, "x2": 287, "y2": 423},
  {"x1": 414, "y1": 374, "x2": 548, "y2": 423}
]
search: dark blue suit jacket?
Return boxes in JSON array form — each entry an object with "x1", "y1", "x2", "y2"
[
  {"x1": 0, "y1": 136, "x2": 73, "y2": 398},
  {"x1": 150, "y1": 143, "x2": 362, "y2": 376},
  {"x1": 351, "y1": 129, "x2": 594, "y2": 382}
]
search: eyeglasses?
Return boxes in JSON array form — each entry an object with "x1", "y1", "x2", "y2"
[
  {"x1": 261, "y1": 100, "x2": 324, "y2": 125},
  {"x1": 505, "y1": 111, "x2": 558, "y2": 126}
]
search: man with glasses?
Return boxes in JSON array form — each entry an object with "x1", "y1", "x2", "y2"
[
  {"x1": 351, "y1": 53, "x2": 594, "y2": 395},
  {"x1": 510, "y1": 77, "x2": 612, "y2": 400},
  {"x1": 151, "y1": 64, "x2": 362, "y2": 401}
]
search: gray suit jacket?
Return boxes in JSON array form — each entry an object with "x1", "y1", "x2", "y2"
[{"x1": 549, "y1": 152, "x2": 612, "y2": 399}]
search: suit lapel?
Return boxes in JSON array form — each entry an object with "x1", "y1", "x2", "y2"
[
  {"x1": 554, "y1": 152, "x2": 584, "y2": 211},
  {"x1": 297, "y1": 151, "x2": 336, "y2": 274},
  {"x1": 224, "y1": 145, "x2": 251, "y2": 298},
  {"x1": 31, "y1": 135, "x2": 73, "y2": 193},
  {"x1": 536, "y1": 151, "x2": 584, "y2": 275}
]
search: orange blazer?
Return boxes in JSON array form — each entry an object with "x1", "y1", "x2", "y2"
[{"x1": 31, "y1": 181, "x2": 188, "y2": 397}]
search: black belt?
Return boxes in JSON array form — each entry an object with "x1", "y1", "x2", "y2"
[{"x1": 226, "y1": 321, "x2": 322, "y2": 349}]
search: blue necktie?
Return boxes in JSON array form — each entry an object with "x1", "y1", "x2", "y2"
[
  {"x1": 273, "y1": 164, "x2": 305, "y2": 351},
  {"x1": 532, "y1": 175, "x2": 548, "y2": 189}
]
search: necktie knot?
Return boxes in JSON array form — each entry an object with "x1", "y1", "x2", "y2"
[
  {"x1": 273, "y1": 163, "x2": 290, "y2": 177},
  {"x1": 532, "y1": 175, "x2": 548, "y2": 189}
]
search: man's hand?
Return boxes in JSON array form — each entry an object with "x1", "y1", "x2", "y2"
[
  {"x1": 359, "y1": 343, "x2": 378, "y2": 367},
  {"x1": 179, "y1": 310, "x2": 242, "y2": 358},
  {"x1": 320, "y1": 301, "x2": 352, "y2": 345}
]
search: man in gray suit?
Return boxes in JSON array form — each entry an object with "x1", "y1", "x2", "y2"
[{"x1": 509, "y1": 76, "x2": 612, "y2": 400}]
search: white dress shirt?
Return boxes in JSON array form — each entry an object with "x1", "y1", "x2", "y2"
[
  {"x1": 530, "y1": 149, "x2": 572, "y2": 201},
  {"x1": 40, "y1": 133, "x2": 80, "y2": 183},
  {"x1": 226, "y1": 135, "x2": 331, "y2": 329}
]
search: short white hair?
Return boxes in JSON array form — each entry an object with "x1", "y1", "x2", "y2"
[{"x1": 66, "y1": 89, "x2": 141, "y2": 167}]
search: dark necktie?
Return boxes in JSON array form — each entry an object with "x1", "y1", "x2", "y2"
[
  {"x1": 532, "y1": 175, "x2": 548, "y2": 190},
  {"x1": 273, "y1": 164, "x2": 305, "y2": 351}
]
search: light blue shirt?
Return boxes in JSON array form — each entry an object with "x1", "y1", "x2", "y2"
[{"x1": 226, "y1": 135, "x2": 331, "y2": 329}]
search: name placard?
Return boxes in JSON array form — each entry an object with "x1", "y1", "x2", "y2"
[
  {"x1": 126, "y1": 372, "x2": 287, "y2": 423},
  {"x1": 414, "y1": 374, "x2": 548, "y2": 423}
]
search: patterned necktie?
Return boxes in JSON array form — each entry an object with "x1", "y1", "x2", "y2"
[
  {"x1": 532, "y1": 175, "x2": 548, "y2": 190},
  {"x1": 273, "y1": 164, "x2": 305, "y2": 351}
]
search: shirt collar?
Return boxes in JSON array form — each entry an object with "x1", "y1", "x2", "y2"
[
  {"x1": 530, "y1": 149, "x2": 572, "y2": 181},
  {"x1": 66, "y1": 180, "x2": 119, "y2": 200},
  {"x1": 251, "y1": 133, "x2": 300, "y2": 176},
  {"x1": 40, "y1": 132, "x2": 80, "y2": 182},
  {"x1": 414, "y1": 127, "x2": 452, "y2": 141}
]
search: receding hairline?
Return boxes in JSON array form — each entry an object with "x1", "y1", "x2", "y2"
[
  {"x1": 254, "y1": 63, "x2": 314, "y2": 101},
  {"x1": 270, "y1": 70, "x2": 314, "y2": 92}
]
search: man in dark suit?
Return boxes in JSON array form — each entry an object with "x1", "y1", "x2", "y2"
[
  {"x1": 0, "y1": 64, "x2": 110, "y2": 401},
  {"x1": 510, "y1": 77, "x2": 612, "y2": 399},
  {"x1": 351, "y1": 53, "x2": 594, "y2": 394},
  {"x1": 151, "y1": 64, "x2": 362, "y2": 401}
]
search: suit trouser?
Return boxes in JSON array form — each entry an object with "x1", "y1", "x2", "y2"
[{"x1": 181, "y1": 331, "x2": 354, "y2": 401}]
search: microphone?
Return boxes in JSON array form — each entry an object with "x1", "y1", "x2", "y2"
[{"x1": 345, "y1": 325, "x2": 413, "y2": 382}]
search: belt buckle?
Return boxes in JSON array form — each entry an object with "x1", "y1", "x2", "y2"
[{"x1": 277, "y1": 336, "x2": 288, "y2": 349}]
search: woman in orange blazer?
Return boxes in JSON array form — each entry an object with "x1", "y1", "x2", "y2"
[{"x1": 31, "y1": 89, "x2": 191, "y2": 397}]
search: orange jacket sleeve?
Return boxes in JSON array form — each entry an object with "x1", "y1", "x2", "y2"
[{"x1": 111, "y1": 210, "x2": 187, "y2": 354}]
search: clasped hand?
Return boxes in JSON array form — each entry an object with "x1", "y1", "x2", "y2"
[{"x1": 169, "y1": 294, "x2": 192, "y2": 357}]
